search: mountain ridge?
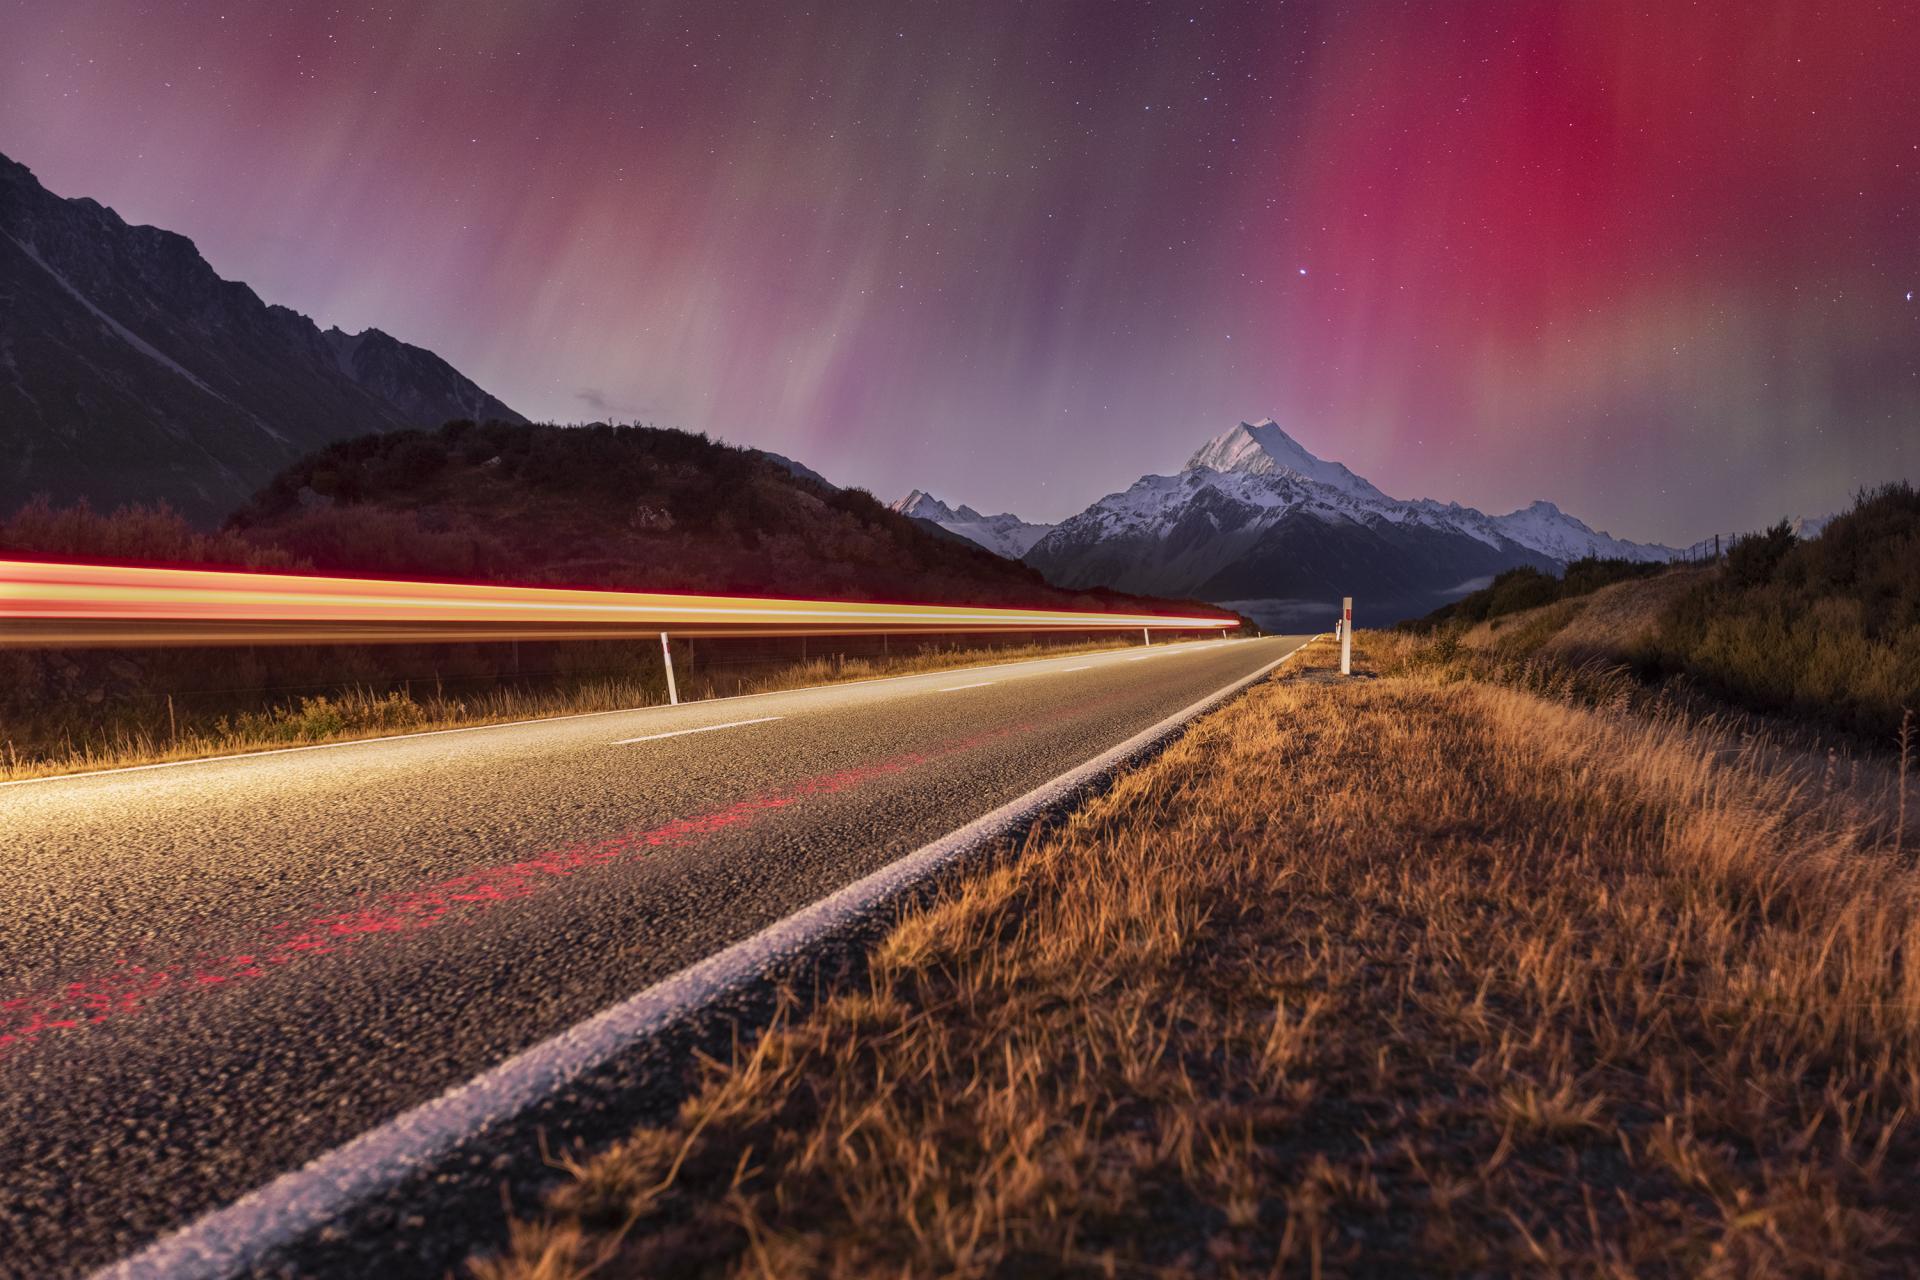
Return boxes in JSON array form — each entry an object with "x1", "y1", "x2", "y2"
[
  {"x1": 889, "y1": 489, "x2": 1055, "y2": 559},
  {"x1": 0, "y1": 150, "x2": 524, "y2": 523},
  {"x1": 1024, "y1": 419, "x2": 1678, "y2": 628}
]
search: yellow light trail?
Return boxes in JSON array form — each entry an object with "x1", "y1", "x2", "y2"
[{"x1": 0, "y1": 559, "x2": 1238, "y2": 648}]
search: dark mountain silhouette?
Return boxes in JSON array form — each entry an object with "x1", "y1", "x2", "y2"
[{"x1": 0, "y1": 151, "x2": 523, "y2": 523}]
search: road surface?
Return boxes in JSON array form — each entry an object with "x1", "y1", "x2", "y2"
[{"x1": 0, "y1": 634, "x2": 1307, "y2": 1276}]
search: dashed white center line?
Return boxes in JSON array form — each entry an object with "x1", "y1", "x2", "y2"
[
  {"x1": 1127, "y1": 653, "x2": 1156, "y2": 661},
  {"x1": 612, "y1": 716, "x2": 782, "y2": 745},
  {"x1": 938, "y1": 681, "x2": 996, "y2": 692},
  {"x1": 1061, "y1": 665, "x2": 1092, "y2": 672}
]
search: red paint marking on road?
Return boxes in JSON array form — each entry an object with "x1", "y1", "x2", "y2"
[{"x1": 0, "y1": 720, "x2": 1032, "y2": 1060}]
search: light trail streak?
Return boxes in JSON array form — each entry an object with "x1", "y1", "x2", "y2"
[{"x1": 0, "y1": 559, "x2": 1237, "y2": 648}]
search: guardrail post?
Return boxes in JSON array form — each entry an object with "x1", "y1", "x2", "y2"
[
  {"x1": 659, "y1": 631, "x2": 679, "y2": 706},
  {"x1": 1340, "y1": 597, "x2": 1352, "y2": 676},
  {"x1": 1142, "y1": 626, "x2": 1150, "y2": 647}
]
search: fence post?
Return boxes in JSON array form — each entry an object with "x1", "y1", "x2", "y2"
[
  {"x1": 659, "y1": 631, "x2": 679, "y2": 706},
  {"x1": 1340, "y1": 597, "x2": 1353, "y2": 676}
]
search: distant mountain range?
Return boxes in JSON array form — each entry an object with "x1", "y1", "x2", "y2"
[
  {"x1": 0, "y1": 151, "x2": 522, "y2": 523},
  {"x1": 1020, "y1": 420, "x2": 1677, "y2": 628},
  {"x1": 887, "y1": 490, "x2": 1055, "y2": 558}
]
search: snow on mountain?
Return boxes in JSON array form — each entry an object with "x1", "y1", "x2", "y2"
[
  {"x1": 1024, "y1": 418, "x2": 1678, "y2": 628},
  {"x1": 890, "y1": 489, "x2": 1055, "y2": 559},
  {"x1": 1185, "y1": 419, "x2": 1390, "y2": 502},
  {"x1": 1401, "y1": 497, "x2": 1676, "y2": 565}
]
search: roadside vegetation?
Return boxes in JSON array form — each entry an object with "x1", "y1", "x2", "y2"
[
  {"x1": 470, "y1": 634, "x2": 1920, "y2": 1279},
  {"x1": 1407, "y1": 483, "x2": 1918, "y2": 746},
  {"x1": 0, "y1": 633, "x2": 1183, "y2": 782},
  {"x1": 1643, "y1": 484, "x2": 1919, "y2": 739}
]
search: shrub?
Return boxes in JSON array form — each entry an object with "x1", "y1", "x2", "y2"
[
  {"x1": 1723, "y1": 519, "x2": 1797, "y2": 589},
  {"x1": 221, "y1": 690, "x2": 427, "y2": 744},
  {"x1": 1652, "y1": 485, "x2": 1920, "y2": 740},
  {"x1": 1481, "y1": 567, "x2": 1561, "y2": 619},
  {"x1": 0, "y1": 497, "x2": 298, "y2": 569}
]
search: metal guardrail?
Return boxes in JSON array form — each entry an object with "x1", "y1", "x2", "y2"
[{"x1": 0, "y1": 559, "x2": 1238, "y2": 649}]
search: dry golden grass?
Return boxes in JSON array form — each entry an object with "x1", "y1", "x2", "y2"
[
  {"x1": 0, "y1": 635, "x2": 1172, "y2": 781},
  {"x1": 1531, "y1": 569, "x2": 1705, "y2": 664},
  {"x1": 471, "y1": 635, "x2": 1920, "y2": 1279}
]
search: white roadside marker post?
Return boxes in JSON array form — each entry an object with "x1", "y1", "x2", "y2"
[
  {"x1": 660, "y1": 631, "x2": 679, "y2": 706},
  {"x1": 1143, "y1": 626, "x2": 1150, "y2": 647},
  {"x1": 1340, "y1": 597, "x2": 1353, "y2": 676}
]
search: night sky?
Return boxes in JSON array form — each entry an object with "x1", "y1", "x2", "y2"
[{"x1": 5, "y1": 0, "x2": 1917, "y2": 543}]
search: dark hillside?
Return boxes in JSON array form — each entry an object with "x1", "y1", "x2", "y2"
[{"x1": 228, "y1": 421, "x2": 1194, "y2": 613}]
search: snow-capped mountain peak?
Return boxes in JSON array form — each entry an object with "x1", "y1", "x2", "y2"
[
  {"x1": 893, "y1": 489, "x2": 957, "y2": 522},
  {"x1": 889, "y1": 489, "x2": 1055, "y2": 559},
  {"x1": 1479, "y1": 499, "x2": 1664, "y2": 564},
  {"x1": 1185, "y1": 419, "x2": 1389, "y2": 501},
  {"x1": 1024, "y1": 417, "x2": 1679, "y2": 629}
]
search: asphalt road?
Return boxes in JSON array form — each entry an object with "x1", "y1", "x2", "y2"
[{"x1": 0, "y1": 634, "x2": 1308, "y2": 1277}]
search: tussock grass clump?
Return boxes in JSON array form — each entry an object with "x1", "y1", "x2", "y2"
[{"x1": 473, "y1": 637, "x2": 1920, "y2": 1279}]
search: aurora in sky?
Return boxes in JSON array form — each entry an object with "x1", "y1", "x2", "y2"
[{"x1": 5, "y1": 0, "x2": 1914, "y2": 543}]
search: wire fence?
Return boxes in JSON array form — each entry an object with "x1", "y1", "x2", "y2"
[{"x1": 1676, "y1": 533, "x2": 1741, "y2": 564}]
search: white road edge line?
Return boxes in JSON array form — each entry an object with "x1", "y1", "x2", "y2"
[
  {"x1": 86, "y1": 636, "x2": 1309, "y2": 1280},
  {"x1": 936, "y1": 681, "x2": 995, "y2": 692},
  {"x1": 611, "y1": 716, "x2": 782, "y2": 745},
  {"x1": 4, "y1": 637, "x2": 1250, "y2": 789},
  {"x1": 1060, "y1": 665, "x2": 1092, "y2": 672}
]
